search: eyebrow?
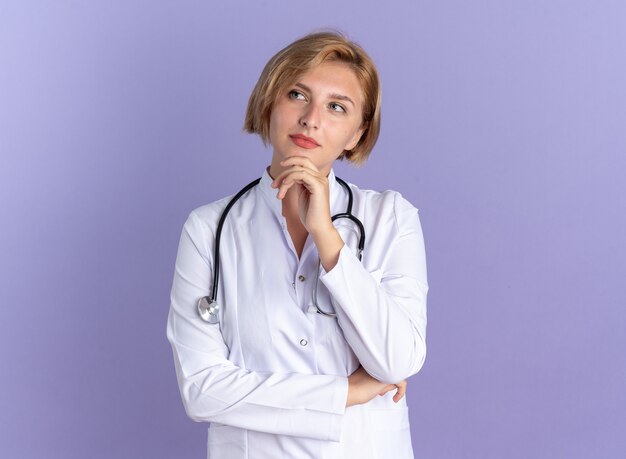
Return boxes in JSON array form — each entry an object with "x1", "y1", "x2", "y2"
[{"x1": 294, "y1": 82, "x2": 356, "y2": 107}]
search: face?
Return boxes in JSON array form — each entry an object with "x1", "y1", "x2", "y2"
[{"x1": 268, "y1": 61, "x2": 366, "y2": 175}]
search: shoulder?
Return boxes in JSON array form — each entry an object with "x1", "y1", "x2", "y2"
[
  {"x1": 346, "y1": 181, "x2": 421, "y2": 230},
  {"x1": 181, "y1": 193, "x2": 237, "y2": 238},
  {"x1": 190, "y1": 195, "x2": 233, "y2": 222},
  {"x1": 188, "y1": 176, "x2": 264, "y2": 227}
]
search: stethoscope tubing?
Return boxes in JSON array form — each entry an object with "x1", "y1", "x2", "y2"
[
  {"x1": 210, "y1": 177, "x2": 261, "y2": 303},
  {"x1": 198, "y1": 176, "x2": 364, "y2": 323}
]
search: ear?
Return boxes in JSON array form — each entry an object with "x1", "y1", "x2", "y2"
[{"x1": 345, "y1": 124, "x2": 367, "y2": 152}]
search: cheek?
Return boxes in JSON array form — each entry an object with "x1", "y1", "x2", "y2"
[
  {"x1": 268, "y1": 112, "x2": 282, "y2": 142},
  {"x1": 339, "y1": 126, "x2": 358, "y2": 144},
  {"x1": 269, "y1": 105, "x2": 292, "y2": 135}
]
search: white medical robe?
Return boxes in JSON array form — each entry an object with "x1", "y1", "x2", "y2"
[{"x1": 166, "y1": 167, "x2": 428, "y2": 458}]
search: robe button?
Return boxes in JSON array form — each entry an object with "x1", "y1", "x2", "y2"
[
  {"x1": 298, "y1": 275, "x2": 306, "y2": 282},
  {"x1": 300, "y1": 339, "x2": 308, "y2": 346}
]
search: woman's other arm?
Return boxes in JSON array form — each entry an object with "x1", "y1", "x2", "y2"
[{"x1": 319, "y1": 193, "x2": 429, "y2": 384}]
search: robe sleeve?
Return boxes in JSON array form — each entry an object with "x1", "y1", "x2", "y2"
[{"x1": 320, "y1": 192, "x2": 428, "y2": 384}]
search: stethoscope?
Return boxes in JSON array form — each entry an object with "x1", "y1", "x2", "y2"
[{"x1": 197, "y1": 176, "x2": 365, "y2": 324}]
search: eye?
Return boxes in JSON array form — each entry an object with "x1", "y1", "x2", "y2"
[
  {"x1": 288, "y1": 90, "x2": 306, "y2": 101},
  {"x1": 329, "y1": 102, "x2": 346, "y2": 113}
]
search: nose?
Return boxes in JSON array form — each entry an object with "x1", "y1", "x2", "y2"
[{"x1": 299, "y1": 103, "x2": 320, "y2": 129}]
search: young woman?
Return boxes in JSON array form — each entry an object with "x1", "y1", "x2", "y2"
[{"x1": 167, "y1": 31, "x2": 428, "y2": 458}]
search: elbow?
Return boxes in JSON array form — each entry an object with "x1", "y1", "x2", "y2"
[
  {"x1": 406, "y1": 344, "x2": 427, "y2": 380},
  {"x1": 168, "y1": 337, "x2": 229, "y2": 423},
  {"x1": 400, "y1": 336, "x2": 427, "y2": 381},
  {"x1": 182, "y1": 399, "x2": 204, "y2": 423},
  {"x1": 179, "y1": 381, "x2": 206, "y2": 422},
  {"x1": 364, "y1": 338, "x2": 427, "y2": 384},
  {"x1": 178, "y1": 378, "x2": 220, "y2": 423},
  {"x1": 184, "y1": 408, "x2": 204, "y2": 423}
]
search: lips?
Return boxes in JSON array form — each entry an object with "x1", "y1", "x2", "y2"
[{"x1": 289, "y1": 134, "x2": 320, "y2": 149}]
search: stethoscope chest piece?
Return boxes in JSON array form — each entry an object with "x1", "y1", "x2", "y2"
[{"x1": 197, "y1": 296, "x2": 220, "y2": 324}]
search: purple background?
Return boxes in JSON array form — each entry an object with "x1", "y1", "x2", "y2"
[{"x1": 1, "y1": 1, "x2": 625, "y2": 458}]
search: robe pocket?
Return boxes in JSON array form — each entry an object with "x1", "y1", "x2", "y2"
[
  {"x1": 368, "y1": 406, "x2": 410, "y2": 431},
  {"x1": 207, "y1": 423, "x2": 246, "y2": 457},
  {"x1": 341, "y1": 406, "x2": 412, "y2": 459},
  {"x1": 368, "y1": 407, "x2": 413, "y2": 459}
]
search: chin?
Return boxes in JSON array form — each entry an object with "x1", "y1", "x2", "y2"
[{"x1": 282, "y1": 149, "x2": 310, "y2": 159}]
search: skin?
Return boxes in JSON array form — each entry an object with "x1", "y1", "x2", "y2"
[{"x1": 266, "y1": 61, "x2": 407, "y2": 407}]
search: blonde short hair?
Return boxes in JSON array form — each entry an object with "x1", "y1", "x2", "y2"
[{"x1": 244, "y1": 31, "x2": 381, "y2": 166}]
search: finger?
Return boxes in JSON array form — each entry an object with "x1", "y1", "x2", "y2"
[
  {"x1": 275, "y1": 171, "x2": 309, "y2": 199},
  {"x1": 280, "y1": 156, "x2": 320, "y2": 172},
  {"x1": 378, "y1": 384, "x2": 397, "y2": 397},
  {"x1": 274, "y1": 170, "x2": 321, "y2": 199},
  {"x1": 393, "y1": 382, "x2": 407, "y2": 403},
  {"x1": 275, "y1": 175, "x2": 298, "y2": 200},
  {"x1": 271, "y1": 165, "x2": 319, "y2": 188}
]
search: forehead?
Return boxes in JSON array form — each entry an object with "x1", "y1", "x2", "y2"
[{"x1": 292, "y1": 61, "x2": 365, "y2": 104}]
